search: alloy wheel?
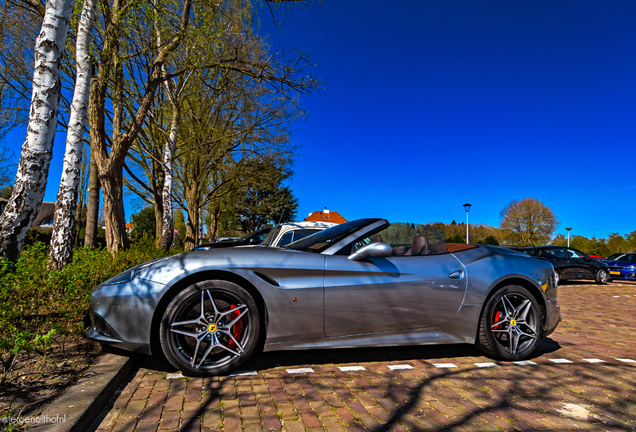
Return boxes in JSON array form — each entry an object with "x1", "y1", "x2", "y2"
[{"x1": 489, "y1": 293, "x2": 539, "y2": 355}]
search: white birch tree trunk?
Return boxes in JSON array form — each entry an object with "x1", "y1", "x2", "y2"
[
  {"x1": 48, "y1": 0, "x2": 97, "y2": 269},
  {"x1": 0, "y1": 0, "x2": 75, "y2": 262},
  {"x1": 158, "y1": 107, "x2": 179, "y2": 250}
]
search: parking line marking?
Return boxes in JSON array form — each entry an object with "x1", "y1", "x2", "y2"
[
  {"x1": 339, "y1": 366, "x2": 366, "y2": 371},
  {"x1": 514, "y1": 361, "x2": 537, "y2": 366},
  {"x1": 165, "y1": 372, "x2": 185, "y2": 379},
  {"x1": 388, "y1": 364, "x2": 414, "y2": 370},
  {"x1": 433, "y1": 363, "x2": 458, "y2": 368},
  {"x1": 549, "y1": 359, "x2": 573, "y2": 364},
  {"x1": 616, "y1": 358, "x2": 636, "y2": 363},
  {"x1": 286, "y1": 368, "x2": 314, "y2": 374},
  {"x1": 475, "y1": 362, "x2": 499, "y2": 368},
  {"x1": 230, "y1": 370, "x2": 258, "y2": 376},
  {"x1": 583, "y1": 359, "x2": 605, "y2": 363},
  {"x1": 613, "y1": 296, "x2": 621, "y2": 298}
]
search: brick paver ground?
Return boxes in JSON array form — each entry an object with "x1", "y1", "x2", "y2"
[{"x1": 95, "y1": 281, "x2": 636, "y2": 431}]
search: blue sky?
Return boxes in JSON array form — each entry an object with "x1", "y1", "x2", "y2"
[
  {"x1": 257, "y1": 0, "x2": 636, "y2": 239},
  {"x1": 5, "y1": 0, "x2": 636, "y2": 239}
]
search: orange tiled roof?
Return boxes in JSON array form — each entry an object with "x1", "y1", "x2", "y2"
[{"x1": 304, "y1": 209, "x2": 347, "y2": 224}]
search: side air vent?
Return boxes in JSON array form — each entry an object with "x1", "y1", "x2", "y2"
[{"x1": 253, "y1": 271, "x2": 280, "y2": 287}]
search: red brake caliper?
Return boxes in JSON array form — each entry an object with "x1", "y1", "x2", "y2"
[
  {"x1": 492, "y1": 311, "x2": 501, "y2": 330},
  {"x1": 227, "y1": 305, "x2": 244, "y2": 349}
]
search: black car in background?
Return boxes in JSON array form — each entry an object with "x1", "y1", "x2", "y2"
[
  {"x1": 193, "y1": 228, "x2": 271, "y2": 251},
  {"x1": 506, "y1": 246, "x2": 610, "y2": 285}
]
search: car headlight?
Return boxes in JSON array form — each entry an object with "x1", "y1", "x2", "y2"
[
  {"x1": 100, "y1": 257, "x2": 170, "y2": 286},
  {"x1": 625, "y1": 265, "x2": 635, "y2": 271},
  {"x1": 101, "y1": 265, "x2": 144, "y2": 286}
]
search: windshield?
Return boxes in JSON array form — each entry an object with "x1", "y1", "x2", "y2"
[
  {"x1": 261, "y1": 226, "x2": 282, "y2": 247},
  {"x1": 608, "y1": 253, "x2": 625, "y2": 261},
  {"x1": 616, "y1": 254, "x2": 636, "y2": 262},
  {"x1": 239, "y1": 228, "x2": 269, "y2": 242},
  {"x1": 286, "y1": 219, "x2": 383, "y2": 253}
]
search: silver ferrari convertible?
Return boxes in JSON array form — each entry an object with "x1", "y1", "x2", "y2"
[{"x1": 87, "y1": 218, "x2": 562, "y2": 376}]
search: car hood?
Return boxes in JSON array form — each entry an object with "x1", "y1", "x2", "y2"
[{"x1": 134, "y1": 246, "x2": 309, "y2": 285}]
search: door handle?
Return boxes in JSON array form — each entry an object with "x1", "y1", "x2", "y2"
[{"x1": 449, "y1": 270, "x2": 464, "y2": 279}]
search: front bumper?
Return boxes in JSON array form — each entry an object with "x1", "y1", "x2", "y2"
[
  {"x1": 85, "y1": 278, "x2": 167, "y2": 355},
  {"x1": 608, "y1": 268, "x2": 636, "y2": 280}
]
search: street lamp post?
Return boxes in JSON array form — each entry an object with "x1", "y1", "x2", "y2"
[
  {"x1": 463, "y1": 203, "x2": 472, "y2": 244},
  {"x1": 565, "y1": 227, "x2": 572, "y2": 247}
]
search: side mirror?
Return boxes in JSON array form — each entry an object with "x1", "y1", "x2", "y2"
[
  {"x1": 249, "y1": 238, "x2": 261, "y2": 245},
  {"x1": 349, "y1": 242, "x2": 392, "y2": 261}
]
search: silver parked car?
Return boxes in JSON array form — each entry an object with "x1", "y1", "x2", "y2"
[{"x1": 87, "y1": 218, "x2": 561, "y2": 376}]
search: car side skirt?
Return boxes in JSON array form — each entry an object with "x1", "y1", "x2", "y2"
[{"x1": 263, "y1": 304, "x2": 481, "y2": 352}]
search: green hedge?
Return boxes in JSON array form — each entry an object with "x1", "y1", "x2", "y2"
[{"x1": 0, "y1": 238, "x2": 181, "y2": 359}]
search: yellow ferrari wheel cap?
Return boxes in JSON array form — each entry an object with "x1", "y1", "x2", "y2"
[
  {"x1": 510, "y1": 319, "x2": 516, "y2": 326},
  {"x1": 208, "y1": 324, "x2": 217, "y2": 333}
]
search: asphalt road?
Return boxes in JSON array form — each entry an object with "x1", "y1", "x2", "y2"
[{"x1": 93, "y1": 281, "x2": 636, "y2": 431}]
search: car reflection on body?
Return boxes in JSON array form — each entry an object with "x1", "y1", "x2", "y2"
[
  {"x1": 87, "y1": 218, "x2": 562, "y2": 376},
  {"x1": 605, "y1": 253, "x2": 636, "y2": 280}
]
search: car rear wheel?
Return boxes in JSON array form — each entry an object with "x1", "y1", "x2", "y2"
[
  {"x1": 595, "y1": 269, "x2": 608, "y2": 285},
  {"x1": 160, "y1": 280, "x2": 260, "y2": 376},
  {"x1": 477, "y1": 285, "x2": 541, "y2": 361}
]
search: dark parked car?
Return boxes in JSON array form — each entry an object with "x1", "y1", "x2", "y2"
[
  {"x1": 194, "y1": 228, "x2": 271, "y2": 251},
  {"x1": 605, "y1": 253, "x2": 636, "y2": 280},
  {"x1": 506, "y1": 246, "x2": 610, "y2": 285}
]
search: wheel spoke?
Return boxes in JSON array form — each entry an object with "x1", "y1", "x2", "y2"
[
  {"x1": 509, "y1": 328, "x2": 520, "y2": 354},
  {"x1": 219, "y1": 329, "x2": 245, "y2": 353},
  {"x1": 195, "y1": 336, "x2": 217, "y2": 369},
  {"x1": 190, "y1": 337, "x2": 202, "y2": 367},
  {"x1": 517, "y1": 299, "x2": 532, "y2": 321},
  {"x1": 491, "y1": 318, "x2": 508, "y2": 329},
  {"x1": 171, "y1": 318, "x2": 202, "y2": 327},
  {"x1": 501, "y1": 295, "x2": 516, "y2": 318},
  {"x1": 206, "y1": 290, "x2": 221, "y2": 321},
  {"x1": 218, "y1": 304, "x2": 247, "y2": 319},
  {"x1": 216, "y1": 341, "x2": 241, "y2": 357},
  {"x1": 170, "y1": 328, "x2": 203, "y2": 338},
  {"x1": 222, "y1": 307, "x2": 248, "y2": 328}
]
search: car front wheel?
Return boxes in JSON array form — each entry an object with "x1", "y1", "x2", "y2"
[
  {"x1": 595, "y1": 269, "x2": 608, "y2": 285},
  {"x1": 160, "y1": 280, "x2": 260, "y2": 376},
  {"x1": 477, "y1": 285, "x2": 541, "y2": 361}
]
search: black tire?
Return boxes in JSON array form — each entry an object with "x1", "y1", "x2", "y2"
[
  {"x1": 160, "y1": 280, "x2": 260, "y2": 376},
  {"x1": 595, "y1": 269, "x2": 608, "y2": 285},
  {"x1": 477, "y1": 285, "x2": 541, "y2": 361}
]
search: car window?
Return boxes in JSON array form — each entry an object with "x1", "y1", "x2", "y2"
[
  {"x1": 277, "y1": 229, "x2": 320, "y2": 247},
  {"x1": 566, "y1": 249, "x2": 588, "y2": 259},
  {"x1": 541, "y1": 248, "x2": 567, "y2": 258}
]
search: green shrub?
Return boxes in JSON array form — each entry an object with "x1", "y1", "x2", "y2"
[{"x1": 0, "y1": 239, "x2": 183, "y2": 370}]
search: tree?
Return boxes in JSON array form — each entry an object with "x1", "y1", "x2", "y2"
[
  {"x1": 499, "y1": 198, "x2": 558, "y2": 246},
  {"x1": 130, "y1": 207, "x2": 157, "y2": 240},
  {"x1": 236, "y1": 157, "x2": 298, "y2": 233},
  {"x1": 48, "y1": 0, "x2": 97, "y2": 269},
  {"x1": 0, "y1": 0, "x2": 75, "y2": 261}
]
